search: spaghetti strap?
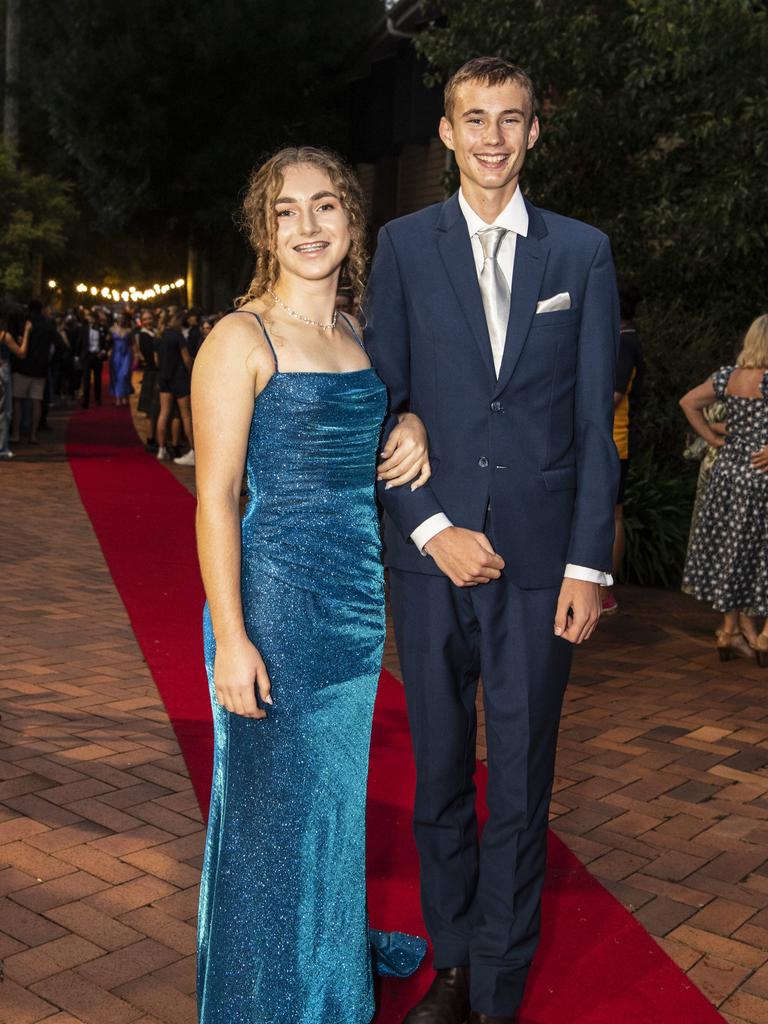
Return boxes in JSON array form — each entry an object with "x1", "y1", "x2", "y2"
[
  {"x1": 339, "y1": 312, "x2": 365, "y2": 351},
  {"x1": 233, "y1": 309, "x2": 280, "y2": 373}
]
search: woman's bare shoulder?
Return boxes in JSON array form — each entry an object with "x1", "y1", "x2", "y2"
[{"x1": 199, "y1": 306, "x2": 272, "y2": 364}]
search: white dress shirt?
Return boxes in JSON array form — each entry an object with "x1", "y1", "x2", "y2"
[{"x1": 409, "y1": 187, "x2": 612, "y2": 587}]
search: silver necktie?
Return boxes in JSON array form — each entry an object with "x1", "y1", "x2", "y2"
[{"x1": 478, "y1": 226, "x2": 510, "y2": 378}]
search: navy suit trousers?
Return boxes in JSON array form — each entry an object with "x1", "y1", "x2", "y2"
[{"x1": 389, "y1": 558, "x2": 572, "y2": 1016}]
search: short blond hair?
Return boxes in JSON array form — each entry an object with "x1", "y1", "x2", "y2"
[
  {"x1": 736, "y1": 314, "x2": 768, "y2": 369},
  {"x1": 444, "y1": 56, "x2": 538, "y2": 124}
]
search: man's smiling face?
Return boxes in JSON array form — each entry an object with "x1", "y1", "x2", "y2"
[{"x1": 439, "y1": 79, "x2": 539, "y2": 196}]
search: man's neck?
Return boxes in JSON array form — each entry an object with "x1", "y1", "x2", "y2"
[{"x1": 460, "y1": 177, "x2": 520, "y2": 225}]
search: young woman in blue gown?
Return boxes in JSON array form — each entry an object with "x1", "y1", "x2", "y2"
[
  {"x1": 192, "y1": 148, "x2": 427, "y2": 1024},
  {"x1": 109, "y1": 313, "x2": 135, "y2": 405}
]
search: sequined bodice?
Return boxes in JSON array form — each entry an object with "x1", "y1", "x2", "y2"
[{"x1": 240, "y1": 369, "x2": 388, "y2": 594}]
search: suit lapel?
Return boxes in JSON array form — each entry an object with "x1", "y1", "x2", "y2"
[
  {"x1": 494, "y1": 202, "x2": 549, "y2": 397},
  {"x1": 435, "y1": 194, "x2": 496, "y2": 382}
]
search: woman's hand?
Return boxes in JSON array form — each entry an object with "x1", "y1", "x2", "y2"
[
  {"x1": 214, "y1": 636, "x2": 273, "y2": 718},
  {"x1": 752, "y1": 445, "x2": 768, "y2": 471},
  {"x1": 377, "y1": 412, "x2": 431, "y2": 491}
]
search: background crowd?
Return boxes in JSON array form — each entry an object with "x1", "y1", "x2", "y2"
[{"x1": 0, "y1": 300, "x2": 223, "y2": 465}]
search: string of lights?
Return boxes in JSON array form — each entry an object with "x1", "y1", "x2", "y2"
[{"x1": 74, "y1": 277, "x2": 186, "y2": 303}]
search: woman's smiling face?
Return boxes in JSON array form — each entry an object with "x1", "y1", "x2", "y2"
[{"x1": 274, "y1": 163, "x2": 351, "y2": 284}]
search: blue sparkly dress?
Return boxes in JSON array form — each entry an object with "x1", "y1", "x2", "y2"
[{"x1": 197, "y1": 312, "x2": 425, "y2": 1024}]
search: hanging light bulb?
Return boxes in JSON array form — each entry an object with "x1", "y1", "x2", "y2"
[{"x1": 72, "y1": 274, "x2": 185, "y2": 299}]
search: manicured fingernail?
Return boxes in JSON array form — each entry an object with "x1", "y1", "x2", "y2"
[
  {"x1": 385, "y1": 482, "x2": 393, "y2": 490},
  {"x1": 265, "y1": 696, "x2": 273, "y2": 705},
  {"x1": 554, "y1": 626, "x2": 563, "y2": 636}
]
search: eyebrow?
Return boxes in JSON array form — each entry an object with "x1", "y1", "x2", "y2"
[
  {"x1": 461, "y1": 107, "x2": 526, "y2": 118},
  {"x1": 275, "y1": 190, "x2": 340, "y2": 204}
]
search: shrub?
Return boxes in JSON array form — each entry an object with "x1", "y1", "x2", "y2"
[{"x1": 620, "y1": 451, "x2": 697, "y2": 587}]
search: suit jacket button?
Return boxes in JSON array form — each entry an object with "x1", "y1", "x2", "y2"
[
  {"x1": 490, "y1": 401, "x2": 502, "y2": 412},
  {"x1": 478, "y1": 457, "x2": 489, "y2": 468}
]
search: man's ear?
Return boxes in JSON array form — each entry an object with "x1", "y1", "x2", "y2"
[
  {"x1": 527, "y1": 115, "x2": 540, "y2": 151},
  {"x1": 438, "y1": 115, "x2": 455, "y2": 151}
]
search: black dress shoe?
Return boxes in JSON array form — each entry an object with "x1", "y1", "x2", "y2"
[
  {"x1": 469, "y1": 1012, "x2": 517, "y2": 1023},
  {"x1": 403, "y1": 967, "x2": 470, "y2": 1023}
]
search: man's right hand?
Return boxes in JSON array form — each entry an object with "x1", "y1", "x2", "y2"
[{"x1": 423, "y1": 526, "x2": 505, "y2": 587}]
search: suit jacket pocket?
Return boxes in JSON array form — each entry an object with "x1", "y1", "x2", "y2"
[
  {"x1": 531, "y1": 308, "x2": 581, "y2": 329},
  {"x1": 541, "y1": 465, "x2": 577, "y2": 491}
]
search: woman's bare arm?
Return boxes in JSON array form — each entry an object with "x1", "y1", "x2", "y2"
[
  {"x1": 679, "y1": 378, "x2": 725, "y2": 448},
  {"x1": 2, "y1": 321, "x2": 31, "y2": 358},
  {"x1": 192, "y1": 316, "x2": 274, "y2": 718}
]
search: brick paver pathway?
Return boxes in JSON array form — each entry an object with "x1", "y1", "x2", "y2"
[
  {"x1": 1, "y1": 397, "x2": 768, "y2": 1023},
  {"x1": 1, "y1": 407, "x2": 202, "y2": 1024}
]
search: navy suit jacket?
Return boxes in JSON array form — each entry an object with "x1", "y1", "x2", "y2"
[{"x1": 364, "y1": 191, "x2": 620, "y2": 590}]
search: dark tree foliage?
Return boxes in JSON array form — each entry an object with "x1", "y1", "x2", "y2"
[
  {"x1": 0, "y1": 144, "x2": 75, "y2": 294},
  {"x1": 417, "y1": 0, "x2": 767, "y2": 317},
  {"x1": 416, "y1": 0, "x2": 768, "y2": 583},
  {"x1": 21, "y1": 1, "x2": 379, "y2": 252}
]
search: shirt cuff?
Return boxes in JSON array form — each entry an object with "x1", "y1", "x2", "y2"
[
  {"x1": 564, "y1": 563, "x2": 613, "y2": 587},
  {"x1": 411, "y1": 513, "x2": 453, "y2": 555}
]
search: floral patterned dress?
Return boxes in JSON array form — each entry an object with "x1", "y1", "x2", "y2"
[{"x1": 683, "y1": 366, "x2": 768, "y2": 615}]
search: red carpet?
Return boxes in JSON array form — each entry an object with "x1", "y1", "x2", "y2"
[{"x1": 67, "y1": 403, "x2": 724, "y2": 1024}]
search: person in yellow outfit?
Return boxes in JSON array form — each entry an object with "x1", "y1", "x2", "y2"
[{"x1": 602, "y1": 290, "x2": 644, "y2": 613}]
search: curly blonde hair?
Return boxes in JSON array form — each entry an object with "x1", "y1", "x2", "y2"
[{"x1": 236, "y1": 146, "x2": 368, "y2": 309}]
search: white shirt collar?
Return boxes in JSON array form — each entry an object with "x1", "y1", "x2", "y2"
[{"x1": 458, "y1": 185, "x2": 529, "y2": 239}]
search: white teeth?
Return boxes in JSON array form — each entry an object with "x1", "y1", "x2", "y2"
[
  {"x1": 296, "y1": 243, "x2": 327, "y2": 252},
  {"x1": 477, "y1": 155, "x2": 507, "y2": 164}
]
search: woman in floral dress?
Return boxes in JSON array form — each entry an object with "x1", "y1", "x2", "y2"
[{"x1": 681, "y1": 314, "x2": 768, "y2": 665}]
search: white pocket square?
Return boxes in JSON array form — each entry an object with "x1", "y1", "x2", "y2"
[{"x1": 536, "y1": 292, "x2": 571, "y2": 314}]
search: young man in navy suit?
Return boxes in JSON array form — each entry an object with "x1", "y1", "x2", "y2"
[{"x1": 365, "y1": 58, "x2": 619, "y2": 1024}]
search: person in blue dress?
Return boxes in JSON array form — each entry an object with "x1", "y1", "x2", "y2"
[
  {"x1": 109, "y1": 312, "x2": 135, "y2": 405},
  {"x1": 191, "y1": 147, "x2": 428, "y2": 1024}
]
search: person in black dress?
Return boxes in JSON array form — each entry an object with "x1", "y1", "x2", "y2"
[
  {"x1": 156, "y1": 311, "x2": 194, "y2": 461},
  {"x1": 137, "y1": 309, "x2": 161, "y2": 452}
]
